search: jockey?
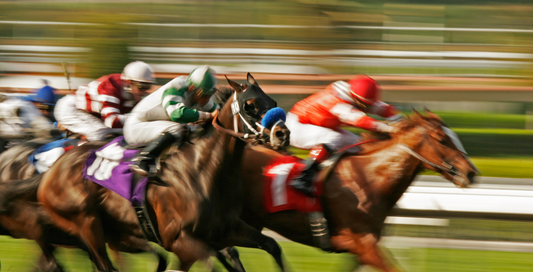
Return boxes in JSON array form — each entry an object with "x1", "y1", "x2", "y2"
[
  {"x1": 0, "y1": 85, "x2": 57, "y2": 138},
  {"x1": 26, "y1": 83, "x2": 58, "y2": 123},
  {"x1": 126, "y1": 65, "x2": 219, "y2": 176},
  {"x1": 54, "y1": 61, "x2": 155, "y2": 141},
  {"x1": 286, "y1": 75, "x2": 403, "y2": 196}
]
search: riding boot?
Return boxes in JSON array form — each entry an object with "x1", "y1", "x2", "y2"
[
  {"x1": 290, "y1": 144, "x2": 332, "y2": 197},
  {"x1": 130, "y1": 132, "x2": 178, "y2": 176},
  {"x1": 290, "y1": 160, "x2": 319, "y2": 197},
  {"x1": 308, "y1": 211, "x2": 331, "y2": 251}
]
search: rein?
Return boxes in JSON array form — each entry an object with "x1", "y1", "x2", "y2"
[
  {"x1": 337, "y1": 139, "x2": 379, "y2": 153},
  {"x1": 212, "y1": 111, "x2": 257, "y2": 141}
]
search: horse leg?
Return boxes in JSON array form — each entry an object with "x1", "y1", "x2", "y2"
[
  {"x1": 222, "y1": 221, "x2": 285, "y2": 272},
  {"x1": 216, "y1": 247, "x2": 246, "y2": 272},
  {"x1": 331, "y1": 230, "x2": 400, "y2": 272},
  {"x1": 34, "y1": 243, "x2": 64, "y2": 272},
  {"x1": 107, "y1": 237, "x2": 168, "y2": 272},
  {"x1": 167, "y1": 231, "x2": 213, "y2": 272},
  {"x1": 77, "y1": 214, "x2": 118, "y2": 272}
]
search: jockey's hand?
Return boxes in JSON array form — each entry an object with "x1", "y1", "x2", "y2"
[
  {"x1": 198, "y1": 109, "x2": 219, "y2": 123},
  {"x1": 375, "y1": 122, "x2": 398, "y2": 134}
]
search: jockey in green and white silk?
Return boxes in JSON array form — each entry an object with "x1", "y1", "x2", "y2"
[{"x1": 126, "y1": 65, "x2": 219, "y2": 176}]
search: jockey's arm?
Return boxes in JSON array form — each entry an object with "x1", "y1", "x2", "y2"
[
  {"x1": 330, "y1": 103, "x2": 396, "y2": 133},
  {"x1": 162, "y1": 87, "x2": 217, "y2": 123},
  {"x1": 369, "y1": 100, "x2": 403, "y2": 122},
  {"x1": 99, "y1": 92, "x2": 127, "y2": 128},
  {"x1": 101, "y1": 108, "x2": 127, "y2": 128}
]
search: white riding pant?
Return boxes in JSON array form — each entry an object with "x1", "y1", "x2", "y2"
[
  {"x1": 286, "y1": 112, "x2": 361, "y2": 152},
  {"x1": 123, "y1": 115, "x2": 186, "y2": 145},
  {"x1": 54, "y1": 95, "x2": 116, "y2": 141}
]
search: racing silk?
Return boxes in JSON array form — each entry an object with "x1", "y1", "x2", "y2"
[
  {"x1": 290, "y1": 81, "x2": 399, "y2": 132},
  {"x1": 0, "y1": 97, "x2": 53, "y2": 137},
  {"x1": 75, "y1": 74, "x2": 137, "y2": 128},
  {"x1": 131, "y1": 76, "x2": 217, "y2": 123}
]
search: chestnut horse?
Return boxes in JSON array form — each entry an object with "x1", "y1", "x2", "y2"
[
  {"x1": 37, "y1": 73, "x2": 289, "y2": 272},
  {"x1": 235, "y1": 110, "x2": 478, "y2": 272}
]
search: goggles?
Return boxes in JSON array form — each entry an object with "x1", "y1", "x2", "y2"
[{"x1": 132, "y1": 81, "x2": 153, "y2": 91}]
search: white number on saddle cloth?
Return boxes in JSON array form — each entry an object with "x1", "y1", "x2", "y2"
[
  {"x1": 267, "y1": 163, "x2": 296, "y2": 207},
  {"x1": 86, "y1": 142, "x2": 125, "y2": 180}
]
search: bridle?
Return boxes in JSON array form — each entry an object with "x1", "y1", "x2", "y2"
[
  {"x1": 212, "y1": 92, "x2": 272, "y2": 142},
  {"x1": 397, "y1": 125, "x2": 466, "y2": 184}
]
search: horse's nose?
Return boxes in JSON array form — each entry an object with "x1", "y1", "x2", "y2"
[{"x1": 467, "y1": 171, "x2": 476, "y2": 184}]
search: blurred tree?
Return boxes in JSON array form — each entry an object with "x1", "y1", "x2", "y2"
[{"x1": 76, "y1": 13, "x2": 138, "y2": 79}]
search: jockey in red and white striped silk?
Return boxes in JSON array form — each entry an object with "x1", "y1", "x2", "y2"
[
  {"x1": 286, "y1": 75, "x2": 403, "y2": 196},
  {"x1": 54, "y1": 61, "x2": 155, "y2": 141}
]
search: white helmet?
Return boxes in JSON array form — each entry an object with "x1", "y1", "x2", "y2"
[{"x1": 121, "y1": 61, "x2": 155, "y2": 83}]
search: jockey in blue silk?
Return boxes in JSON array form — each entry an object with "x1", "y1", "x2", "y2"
[
  {"x1": 0, "y1": 84, "x2": 57, "y2": 140},
  {"x1": 126, "y1": 65, "x2": 219, "y2": 176}
]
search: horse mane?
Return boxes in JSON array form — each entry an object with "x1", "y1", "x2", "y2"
[{"x1": 212, "y1": 85, "x2": 234, "y2": 106}]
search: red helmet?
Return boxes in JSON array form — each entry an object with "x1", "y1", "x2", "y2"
[{"x1": 347, "y1": 75, "x2": 379, "y2": 105}]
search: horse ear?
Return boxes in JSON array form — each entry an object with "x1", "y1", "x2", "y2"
[
  {"x1": 226, "y1": 75, "x2": 245, "y2": 93},
  {"x1": 412, "y1": 107, "x2": 423, "y2": 117},
  {"x1": 411, "y1": 107, "x2": 426, "y2": 122},
  {"x1": 247, "y1": 73, "x2": 259, "y2": 86}
]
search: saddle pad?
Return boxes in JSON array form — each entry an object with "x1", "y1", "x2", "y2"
[
  {"x1": 83, "y1": 136, "x2": 148, "y2": 205},
  {"x1": 263, "y1": 155, "x2": 322, "y2": 213},
  {"x1": 29, "y1": 138, "x2": 81, "y2": 174}
]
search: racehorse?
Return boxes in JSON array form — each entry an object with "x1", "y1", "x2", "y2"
[
  {"x1": 235, "y1": 110, "x2": 478, "y2": 272},
  {"x1": 0, "y1": 137, "x2": 174, "y2": 272},
  {"x1": 37, "y1": 73, "x2": 290, "y2": 272}
]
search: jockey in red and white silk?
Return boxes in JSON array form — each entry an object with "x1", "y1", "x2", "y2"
[
  {"x1": 75, "y1": 74, "x2": 135, "y2": 129},
  {"x1": 54, "y1": 61, "x2": 155, "y2": 141},
  {"x1": 286, "y1": 75, "x2": 402, "y2": 152}
]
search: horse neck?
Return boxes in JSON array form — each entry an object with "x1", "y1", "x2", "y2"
[
  {"x1": 162, "y1": 94, "x2": 246, "y2": 200},
  {"x1": 343, "y1": 142, "x2": 424, "y2": 211}
]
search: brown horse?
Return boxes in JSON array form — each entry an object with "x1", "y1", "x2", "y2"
[
  {"x1": 37, "y1": 73, "x2": 290, "y2": 272},
  {"x1": 0, "y1": 137, "x2": 172, "y2": 272},
  {"x1": 235, "y1": 110, "x2": 478, "y2": 272},
  {"x1": 0, "y1": 138, "x2": 82, "y2": 272}
]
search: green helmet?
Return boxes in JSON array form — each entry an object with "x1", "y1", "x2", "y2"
[{"x1": 187, "y1": 65, "x2": 217, "y2": 96}]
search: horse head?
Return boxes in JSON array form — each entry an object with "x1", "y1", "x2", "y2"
[
  {"x1": 223, "y1": 73, "x2": 290, "y2": 149},
  {"x1": 391, "y1": 109, "x2": 478, "y2": 188}
]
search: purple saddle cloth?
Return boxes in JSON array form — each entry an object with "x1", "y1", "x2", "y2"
[{"x1": 83, "y1": 136, "x2": 148, "y2": 206}]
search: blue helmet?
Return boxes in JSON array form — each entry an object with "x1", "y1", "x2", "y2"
[{"x1": 27, "y1": 85, "x2": 57, "y2": 105}]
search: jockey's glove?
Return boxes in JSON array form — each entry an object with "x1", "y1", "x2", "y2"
[
  {"x1": 375, "y1": 122, "x2": 398, "y2": 134},
  {"x1": 198, "y1": 111, "x2": 214, "y2": 122}
]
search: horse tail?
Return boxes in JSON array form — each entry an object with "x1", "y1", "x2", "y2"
[{"x1": 0, "y1": 174, "x2": 43, "y2": 214}]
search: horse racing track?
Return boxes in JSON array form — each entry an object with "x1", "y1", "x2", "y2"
[{"x1": 1, "y1": 235, "x2": 533, "y2": 272}]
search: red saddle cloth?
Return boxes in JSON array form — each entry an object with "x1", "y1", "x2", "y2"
[{"x1": 263, "y1": 155, "x2": 322, "y2": 213}]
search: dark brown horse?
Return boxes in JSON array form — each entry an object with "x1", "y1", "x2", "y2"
[
  {"x1": 37, "y1": 73, "x2": 290, "y2": 272},
  {"x1": 235, "y1": 110, "x2": 478, "y2": 272}
]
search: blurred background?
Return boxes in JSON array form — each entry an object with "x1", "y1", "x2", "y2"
[{"x1": 1, "y1": 0, "x2": 533, "y2": 271}]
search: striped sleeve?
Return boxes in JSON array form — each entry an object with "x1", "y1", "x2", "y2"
[
  {"x1": 97, "y1": 83, "x2": 126, "y2": 128},
  {"x1": 162, "y1": 87, "x2": 200, "y2": 123},
  {"x1": 329, "y1": 102, "x2": 382, "y2": 132}
]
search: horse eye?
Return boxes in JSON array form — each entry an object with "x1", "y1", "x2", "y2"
[{"x1": 244, "y1": 101, "x2": 257, "y2": 113}]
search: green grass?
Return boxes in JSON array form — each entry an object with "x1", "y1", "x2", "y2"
[{"x1": 3, "y1": 236, "x2": 533, "y2": 272}]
